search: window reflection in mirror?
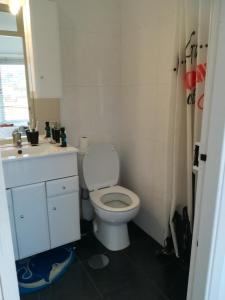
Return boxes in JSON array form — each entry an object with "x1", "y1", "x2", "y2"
[
  {"x1": 0, "y1": 36, "x2": 29, "y2": 139},
  {"x1": 0, "y1": 11, "x2": 17, "y2": 31},
  {"x1": 0, "y1": 4, "x2": 30, "y2": 140}
]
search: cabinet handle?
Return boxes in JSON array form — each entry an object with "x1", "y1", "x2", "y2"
[
  {"x1": 62, "y1": 186, "x2": 66, "y2": 190},
  {"x1": 53, "y1": 207, "x2": 57, "y2": 211},
  {"x1": 20, "y1": 215, "x2": 24, "y2": 219}
]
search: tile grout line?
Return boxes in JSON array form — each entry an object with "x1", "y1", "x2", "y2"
[{"x1": 79, "y1": 260, "x2": 104, "y2": 299}]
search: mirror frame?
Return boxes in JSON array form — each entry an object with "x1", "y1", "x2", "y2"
[{"x1": 0, "y1": 3, "x2": 34, "y2": 130}]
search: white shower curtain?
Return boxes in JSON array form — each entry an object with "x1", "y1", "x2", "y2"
[{"x1": 168, "y1": 0, "x2": 212, "y2": 257}]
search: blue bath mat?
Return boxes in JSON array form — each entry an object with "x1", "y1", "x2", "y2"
[{"x1": 16, "y1": 245, "x2": 75, "y2": 295}]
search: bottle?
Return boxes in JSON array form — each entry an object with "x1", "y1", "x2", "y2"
[
  {"x1": 45, "y1": 121, "x2": 51, "y2": 138},
  {"x1": 60, "y1": 127, "x2": 67, "y2": 147},
  {"x1": 30, "y1": 128, "x2": 39, "y2": 146}
]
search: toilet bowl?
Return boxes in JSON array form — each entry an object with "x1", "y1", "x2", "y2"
[{"x1": 82, "y1": 143, "x2": 140, "y2": 251}]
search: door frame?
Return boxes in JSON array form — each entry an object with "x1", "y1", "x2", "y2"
[
  {"x1": 187, "y1": 0, "x2": 225, "y2": 299},
  {"x1": 0, "y1": 154, "x2": 20, "y2": 300}
]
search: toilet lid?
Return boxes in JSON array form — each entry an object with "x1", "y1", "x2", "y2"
[{"x1": 83, "y1": 144, "x2": 119, "y2": 191}]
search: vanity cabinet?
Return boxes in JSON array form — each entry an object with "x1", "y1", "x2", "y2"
[
  {"x1": 12, "y1": 183, "x2": 50, "y2": 259},
  {"x1": 2, "y1": 145, "x2": 80, "y2": 260},
  {"x1": 6, "y1": 175, "x2": 80, "y2": 260}
]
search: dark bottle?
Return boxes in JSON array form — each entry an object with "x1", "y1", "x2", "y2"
[
  {"x1": 45, "y1": 121, "x2": 51, "y2": 138},
  {"x1": 60, "y1": 127, "x2": 67, "y2": 147}
]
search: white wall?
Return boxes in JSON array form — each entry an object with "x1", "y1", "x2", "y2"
[
  {"x1": 57, "y1": 0, "x2": 177, "y2": 244},
  {"x1": 57, "y1": 0, "x2": 121, "y2": 147},
  {"x1": 119, "y1": 0, "x2": 177, "y2": 244}
]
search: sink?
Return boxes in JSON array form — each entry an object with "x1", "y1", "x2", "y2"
[
  {"x1": 1, "y1": 142, "x2": 79, "y2": 188},
  {"x1": 0, "y1": 142, "x2": 77, "y2": 161}
]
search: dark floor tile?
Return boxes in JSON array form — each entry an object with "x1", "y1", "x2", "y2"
[
  {"x1": 82, "y1": 251, "x2": 166, "y2": 299},
  {"x1": 36, "y1": 260, "x2": 100, "y2": 300},
  {"x1": 21, "y1": 293, "x2": 39, "y2": 300},
  {"x1": 80, "y1": 220, "x2": 93, "y2": 236},
  {"x1": 53, "y1": 261, "x2": 100, "y2": 300},
  {"x1": 104, "y1": 284, "x2": 167, "y2": 300},
  {"x1": 128, "y1": 221, "x2": 149, "y2": 243},
  {"x1": 74, "y1": 234, "x2": 109, "y2": 261},
  {"x1": 36, "y1": 287, "x2": 52, "y2": 300},
  {"x1": 123, "y1": 236, "x2": 177, "y2": 276},
  {"x1": 166, "y1": 268, "x2": 189, "y2": 300},
  {"x1": 20, "y1": 223, "x2": 188, "y2": 300},
  {"x1": 149, "y1": 261, "x2": 188, "y2": 299}
]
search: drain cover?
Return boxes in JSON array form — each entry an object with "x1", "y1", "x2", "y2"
[{"x1": 88, "y1": 254, "x2": 109, "y2": 269}]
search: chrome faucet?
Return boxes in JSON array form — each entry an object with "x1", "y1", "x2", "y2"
[
  {"x1": 12, "y1": 130, "x2": 22, "y2": 148},
  {"x1": 16, "y1": 139, "x2": 22, "y2": 148}
]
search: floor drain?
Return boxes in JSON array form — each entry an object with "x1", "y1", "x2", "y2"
[{"x1": 88, "y1": 254, "x2": 109, "y2": 269}]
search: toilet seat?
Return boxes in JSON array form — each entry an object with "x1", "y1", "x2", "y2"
[{"x1": 90, "y1": 185, "x2": 140, "y2": 212}]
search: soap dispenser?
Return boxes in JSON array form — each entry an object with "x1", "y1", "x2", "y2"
[
  {"x1": 45, "y1": 121, "x2": 51, "y2": 138},
  {"x1": 60, "y1": 127, "x2": 67, "y2": 147}
]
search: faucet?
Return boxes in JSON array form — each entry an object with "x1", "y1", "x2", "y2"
[
  {"x1": 16, "y1": 139, "x2": 22, "y2": 148},
  {"x1": 12, "y1": 130, "x2": 22, "y2": 148}
]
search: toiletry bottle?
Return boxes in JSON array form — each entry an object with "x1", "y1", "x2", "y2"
[
  {"x1": 60, "y1": 127, "x2": 67, "y2": 147},
  {"x1": 45, "y1": 121, "x2": 51, "y2": 138}
]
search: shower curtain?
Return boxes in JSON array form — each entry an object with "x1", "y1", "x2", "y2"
[{"x1": 168, "y1": 0, "x2": 212, "y2": 258}]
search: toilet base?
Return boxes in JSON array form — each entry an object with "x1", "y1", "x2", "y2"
[{"x1": 93, "y1": 218, "x2": 130, "y2": 251}]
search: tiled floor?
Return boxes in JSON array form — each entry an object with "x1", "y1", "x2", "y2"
[{"x1": 21, "y1": 221, "x2": 189, "y2": 300}]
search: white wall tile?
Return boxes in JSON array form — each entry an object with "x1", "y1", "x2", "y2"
[
  {"x1": 120, "y1": 1, "x2": 177, "y2": 244},
  {"x1": 58, "y1": 0, "x2": 177, "y2": 245},
  {"x1": 58, "y1": 0, "x2": 121, "y2": 149},
  {"x1": 121, "y1": 0, "x2": 159, "y2": 33},
  {"x1": 60, "y1": 30, "x2": 121, "y2": 86},
  {"x1": 121, "y1": 29, "x2": 158, "y2": 85},
  {"x1": 60, "y1": 85, "x2": 120, "y2": 147},
  {"x1": 57, "y1": 0, "x2": 121, "y2": 33}
]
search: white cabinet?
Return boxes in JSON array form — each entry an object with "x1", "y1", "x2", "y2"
[
  {"x1": 12, "y1": 183, "x2": 50, "y2": 259},
  {"x1": 6, "y1": 175, "x2": 80, "y2": 260},
  {"x1": 6, "y1": 190, "x2": 19, "y2": 260},
  {"x1": 3, "y1": 147, "x2": 80, "y2": 260},
  {"x1": 28, "y1": 0, "x2": 62, "y2": 98},
  {"x1": 48, "y1": 193, "x2": 80, "y2": 248},
  {"x1": 46, "y1": 177, "x2": 80, "y2": 248}
]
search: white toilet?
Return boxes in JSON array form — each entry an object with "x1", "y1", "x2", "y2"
[{"x1": 82, "y1": 143, "x2": 140, "y2": 251}]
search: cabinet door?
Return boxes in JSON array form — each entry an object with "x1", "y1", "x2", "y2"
[
  {"x1": 12, "y1": 183, "x2": 50, "y2": 259},
  {"x1": 48, "y1": 192, "x2": 80, "y2": 249},
  {"x1": 30, "y1": 0, "x2": 62, "y2": 98},
  {"x1": 6, "y1": 190, "x2": 19, "y2": 260}
]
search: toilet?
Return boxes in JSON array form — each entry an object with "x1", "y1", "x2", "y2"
[{"x1": 82, "y1": 143, "x2": 140, "y2": 251}]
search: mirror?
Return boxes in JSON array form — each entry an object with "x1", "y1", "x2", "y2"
[
  {"x1": 0, "y1": 35, "x2": 29, "y2": 139},
  {"x1": 0, "y1": 4, "x2": 30, "y2": 140},
  {"x1": 0, "y1": 11, "x2": 17, "y2": 31}
]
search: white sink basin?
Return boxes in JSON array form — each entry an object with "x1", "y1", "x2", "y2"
[
  {"x1": 0, "y1": 142, "x2": 77, "y2": 161},
  {"x1": 1, "y1": 142, "x2": 79, "y2": 188}
]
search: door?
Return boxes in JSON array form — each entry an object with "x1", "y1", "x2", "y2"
[
  {"x1": 187, "y1": 0, "x2": 225, "y2": 299},
  {"x1": 13, "y1": 182, "x2": 50, "y2": 259},
  {"x1": 6, "y1": 190, "x2": 19, "y2": 260},
  {"x1": 48, "y1": 192, "x2": 80, "y2": 248}
]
